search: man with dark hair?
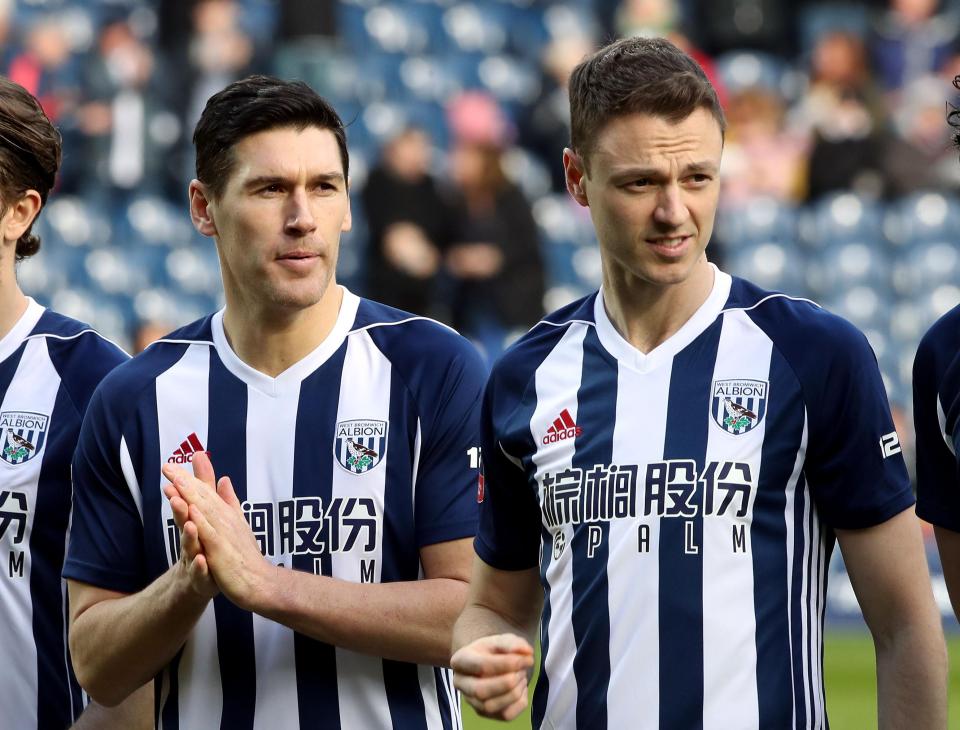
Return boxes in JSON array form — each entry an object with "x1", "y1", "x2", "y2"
[
  {"x1": 913, "y1": 75, "x2": 960, "y2": 622},
  {"x1": 452, "y1": 37, "x2": 946, "y2": 728},
  {"x1": 0, "y1": 77, "x2": 150, "y2": 728},
  {"x1": 63, "y1": 74, "x2": 483, "y2": 728}
]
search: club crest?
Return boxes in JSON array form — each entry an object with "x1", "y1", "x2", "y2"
[
  {"x1": 710, "y1": 380, "x2": 768, "y2": 435},
  {"x1": 0, "y1": 411, "x2": 49, "y2": 465},
  {"x1": 334, "y1": 419, "x2": 388, "y2": 474}
]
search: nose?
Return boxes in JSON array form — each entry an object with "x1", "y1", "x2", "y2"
[
  {"x1": 284, "y1": 189, "x2": 317, "y2": 236},
  {"x1": 653, "y1": 184, "x2": 689, "y2": 228}
]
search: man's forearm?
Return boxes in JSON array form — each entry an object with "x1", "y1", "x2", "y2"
[
  {"x1": 70, "y1": 682, "x2": 154, "y2": 729},
  {"x1": 452, "y1": 600, "x2": 538, "y2": 656},
  {"x1": 248, "y1": 567, "x2": 469, "y2": 667},
  {"x1": 69, "y1": 569, "x2": 210, "y2": 706},
  {"x1": 875, "y1": 622, "x2": 947, "y2": 729}
]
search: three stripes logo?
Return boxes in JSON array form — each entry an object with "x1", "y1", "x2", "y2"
[
  {"x1": 168, "y1": 433, "x2": 205, "y2": 464},
  {"x1": 542, "y1": 408, "x2": 582, "y2": 445}
]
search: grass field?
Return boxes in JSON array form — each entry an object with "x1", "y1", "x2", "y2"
[{"x1": 461, "y1": 633, "x2": 960, "y2": 729}]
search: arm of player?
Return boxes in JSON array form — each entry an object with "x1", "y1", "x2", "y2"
[
  {"x1": 68, "y1": 456, "x2": 219, "y2": 706},
  {"x1": 69, "y1": 682, "x2": 154, "y2": 730},
  {"x1": 450, "y1": 557, "x2": 541, "y2": 721},
  {"x1": 162, "y1": 452, "x2": 474, "y2": 667},
  {"x1": 836, "y1": 506, "x2": 947, "y2": 730},
  {"x1": 933, "y1": 526, "x2": 960, "y2": 621}
]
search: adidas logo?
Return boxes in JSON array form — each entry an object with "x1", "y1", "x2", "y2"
[
  {"x1": 542, "y1": 409, "x2": 582, "y2": 445},
  {"x1": 168, "y1": 433, "x2": 205, "y2": 464}
]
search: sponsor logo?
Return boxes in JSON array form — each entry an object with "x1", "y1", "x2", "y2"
[
  {"x1": 711, "y1": 379, "x2": 768, "y2": 435},
  {"x1": 477, "y1": 470, "x2": 485, "y2": 503},
  {"x1": 168, "y1": 433, "x2": 205, "y2": 464},
  {"x1": 542, "y1": 408, "x2": 582, "y2": 445},
  {"x1": 0, "y1": 411, "x2": 49, "y2": 465},
  {"x1": 334, "y1": 419, "x2": 387, "y2": 473}
]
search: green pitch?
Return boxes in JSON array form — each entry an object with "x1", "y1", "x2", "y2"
[{"x1": 461, "y1": 632, "x2": 960, "y2": 729}]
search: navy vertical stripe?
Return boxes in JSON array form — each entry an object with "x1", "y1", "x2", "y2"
[
  {"x1": 818, "y1": 537, "x2": 834, "y2": 730},
  {"x1": 659, "y1": 319, "x2": 722, "y2": 730},
  {"x1": 530, "y1": 524, "x2": 552, "y2": 730},
  {"x1": 379, "y1": 367, "x2": 429, "y2": 730},
  {"x1": 790, "y1": 474, "x2": 808, "y2": 730},
  {"x1": 207, "y1": 353, "x2": 256, "y2": 730},
  {"x1": 161, "y1": 651, "x2": 185, "y2": 730},
  {"x1": 292, "y1": 347, "x2": 347, "y2": 729},
  {"x1": 0, "y1": 341, "x2": 25, "y2": 400},
  {"x1": 753, "y1": 349, "x2": 804, "y2": 727},
  {"x1": 32, "y1": 387, "x2": 78, "y2": 730},
  {"x1": 433, "y1": 667, "x2": 454, "y2": 730},
  {"x1": 569, "y1": 327, "x2": 615, "y2": 730}
]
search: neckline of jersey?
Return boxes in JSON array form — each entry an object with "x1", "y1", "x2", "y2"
[
  {"x1": 593, "y1": 263, "x2": 732, "y2": 374},
  {"x1": 210, "y1": 286, "x2": 361, "y2": 397},
  {"x1": 0, "y1": 297, "x2": 44, "y2": 365}
]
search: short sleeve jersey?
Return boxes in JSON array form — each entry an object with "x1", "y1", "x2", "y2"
[
  {"x1": 914, "y1": 302, "x2": 960, "y2": 530},
  {"x1": 64, "y1": 289, "x2": 485, "y2": 730},
  {"x1": 0, "y1": 298, "x2": 127, "y2": 730},
  {"x1": 477, "y1": 267, "x2": 912, "y2": 730}
]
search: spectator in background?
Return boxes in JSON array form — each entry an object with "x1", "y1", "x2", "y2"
[
  {"x1": 884, "y1": 74, "x2": 960, "y2": 195},
  {"x1": 872, "y1": 0, "x2": 957, "y2": 95},
  {"x1": 0, "y1": 0, "x2": 17, "y2": 70},
  {"x1": 362, "y1": 126, "x2": 452, "y2": 318},
  {"x1": 132, "y1": 318, "x2": 171, "y2": 353},
  {"x1": 445, "y1": 92, "x2": 544, "y2": 365},
  {"x1": 793, "y1": 30, "x2": 889, "y2": 200},
  {"x1": 721, "y1": 86, "x2": 807, "y2": 203},
  {"x1": 7, "y1": 14, "x2": 78, "y2": 123},
  {"x1": 77, "y1": 16, "x2": 181, "y2": 199},
  {"x1": 521, "y1": 34, "x2": 595, "y2": 194}
]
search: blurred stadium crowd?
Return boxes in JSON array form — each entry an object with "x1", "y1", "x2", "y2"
[{"x1": 7, "y1": 0, "x2": 960, "y2": 479}]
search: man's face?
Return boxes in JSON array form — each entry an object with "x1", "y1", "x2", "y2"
[
  {"x1": 566, "y1": 108, "x2": 722, "y2": 289},
  {"x1": 201, "y1": 125, "x2": 351, "y2": 313}
]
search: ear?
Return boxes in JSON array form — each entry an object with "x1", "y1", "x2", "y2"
[
  {"x1": 2, "y1": 190, "x2": 42, "y2": 244},
  {"x1": 563, "y1": 148, "x2": 589, "y2": 207},
  {"x1": 188, "y1": 180, "x2": 218, "y2": 237},
  {"x1": 341, "y1": 180, "x2": 352, "y2": 233}
]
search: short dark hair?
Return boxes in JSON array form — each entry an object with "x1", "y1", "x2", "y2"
[
  {"x1": 949, "y1": 75, "x2": 960, "y2": 152},
  {"x1": 0, "y1": 76, "x2": 61, "y2": 260},
  {"x1": 193, "y1": 75, "x2": 349, "y2": 199},
  {"x1": 569, "y1": 37, "x2": 726, "y2": 168}
]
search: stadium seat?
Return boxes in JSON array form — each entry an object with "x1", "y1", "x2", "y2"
[
  {"x1": 714, "y1": 50, "x2": 801, "y2": 100},
  {"x1": 124, "y1": 196, "x2": 195, "y2": 248},
  {"x1": 822, "y1": 285, "x2": 891, "y2": 331},
  {"x1": 890, "y1": 240, "x2": 960, "y2": 297},
  {"x1": 50, "y1": 288, "x2": 131, "y2": 350},
  {"x1": 714, "y1": 197, "x2": 799, "y2": 248},
  {"x1": 727, "y1": 241, "x2": 808, "y2": 296},
  {"x1": 43, "y1": 197, "x2": 112, "y2": 248},
  {"x1": 799, "y1": 192, "x2": 886, "y2": 249},
  {"x1": 165, "y1": 247, "x2": 222, "y2": 297},
  {"x1": 804, "y1": 238, "x2": 890, "y2": 297},
  {"x1": 884, "y1": 191, "x2": 960, "y2": 247},
  {"x1": 442, "y1": 2, "x2": 508, "y2": 55}
]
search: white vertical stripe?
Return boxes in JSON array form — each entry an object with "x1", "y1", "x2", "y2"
[
  {"x1": 799, "y1": 480, "x2": 813, "y2": 728},
  {"x1": 0, "y1": 338, "x2": 59, "y2": 730},
  {"x1": 811, "y1": 519, "x2": 827, "y2": 729},
  {"x1": 245, "y1": 385, "x2": 301, "y2": 730},
  {"x1": 605, "y1": 361, "x2": 667, "y2": 730},
  {"x1": 529, "y1": 323, "x2": 588, "y2": 730},
  {"x1": 701, "y1": 312, "x2": 770, "y2": 730},
  {"x1": 417, "y1": 665, "x2": 443, "y2": 730},
  {"x1": 783, "y1": 415, "x2": 808, "y2": 729},
  {"x1": 119, "y1": 436, "x2": 142, "y2": 522},
  {"x1": 154, "y1": 344, "x2": 221, "y2": 726},
  {"x1": 330, "y1": 332, "x2": 392, "y2": 728}
]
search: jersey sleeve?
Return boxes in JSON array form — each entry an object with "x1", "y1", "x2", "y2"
[
  {"x1": 800, "y1": 319, "x2": 914, "y2": 529},
  {"x1": 474, "y1": 364, "x2": 542, "y2": 571},
  {"x1": 63, "y1": 377, "x2": 148, "y2": 593},
  {"x1": 914, "y1": 328, "x2": 960, "y2": 530},
  {"x1": 47, "y1": 332, "x2": 129, "y2": 418},
  {"x1": 412, "y1": 339, "x2": 487, "y2": 547}
]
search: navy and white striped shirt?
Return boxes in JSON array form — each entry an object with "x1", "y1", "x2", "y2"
[
  {"x1": 0, "y1": 298, "x2": 127, "y2": 729},
  {"x1": 65, "y1": 289, "x2": 485, "y2": 730},
  {"x1": 477, "y1": 267, "x2": 913, "y2": 730},
  {"x1": 914, "y1": 302, "x2": 960, "y2": 530}
]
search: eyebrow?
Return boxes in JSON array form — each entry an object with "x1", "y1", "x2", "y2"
[
  {"x1": 611, "y1": 161, "x2": 719, "y2": 178},
  {"x1": 243, "y1": 172, "x2": 346, "y2": 190}
]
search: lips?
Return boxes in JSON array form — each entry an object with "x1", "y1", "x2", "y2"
[{"x1": 646, "y1": 234, "x2": 693, "y2": 258}]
